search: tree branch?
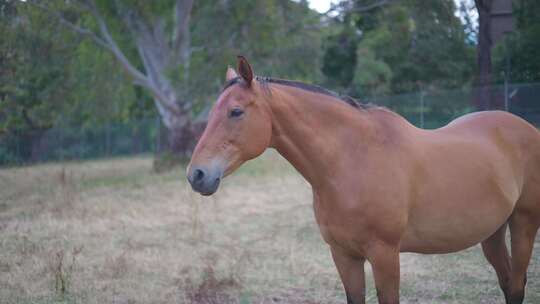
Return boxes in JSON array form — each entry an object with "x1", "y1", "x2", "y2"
[
  {"x1": 29, "y1": 0, "x2": 151, "y2": 89},
  {"x1": 27, "y1": 1, "x2": 109, "y2": 49},
  {"x1": 322, "y1": 0, "x2": 393, "y2": 16},
  {"x1": 21, "y1": 109, "x2": 37, "y2": 130},
  {"x1": 82, "y1": 0, "x2": 150, "y2": 88},
  {"x1": 108, "y1": 0, "x2": 183, "y2": 116},
  {"x1": 173, "y1": 0, "x2": 194, "y2": 52}
]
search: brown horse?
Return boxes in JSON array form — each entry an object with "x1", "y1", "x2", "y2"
[{"x1": 187, "y1": 56, "x2": 540, "y2": 304}]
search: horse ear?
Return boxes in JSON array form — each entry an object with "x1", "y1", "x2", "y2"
[
  {"x1": 226, "y1": 66, "x2": 238, "y2": 81},
  {"x1": 237, "y1": 55, "x2": 253, "y2": 87}
]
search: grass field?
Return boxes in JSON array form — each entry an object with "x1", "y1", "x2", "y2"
[{"x1": 1, "y1": 151, "x2": 540, "y2": 304}]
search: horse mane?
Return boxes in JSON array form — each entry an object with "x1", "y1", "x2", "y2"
[{"x1": 222, "y1": 76, "x2": 375, "y2": 110}]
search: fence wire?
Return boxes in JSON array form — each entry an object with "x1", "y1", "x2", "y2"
[
  {"x1": 1, "y1": 83, "x2": 539, "y2": 166},
  {"x1": 368, "y1": 83, "x2": 540, "y2": 129},
  {"x1": 0, "y1": 117, "x2": 164, "y2": 165}
]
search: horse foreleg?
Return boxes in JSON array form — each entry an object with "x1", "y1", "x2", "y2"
[
  {"x1": 481, "y1": 223, "x2": 512, "y2": 301},
  {"x1": 507, "y1": 212, "x2": 539, "y2": 304},
  {"x1": 366, "y1": 243, "x2": 400, "y2": 304},
  {"x1": 331, "y1": 247, "x2": 366, "y2": 304}
]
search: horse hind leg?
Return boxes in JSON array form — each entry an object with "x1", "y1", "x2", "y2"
[
  {"x1": 506, "y1": 211, "x2": 540, "y2": 304},
  {"x1": 481, "y1": 223, "x2": 512, "y2": 301}
]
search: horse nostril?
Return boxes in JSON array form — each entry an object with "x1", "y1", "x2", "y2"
[
  {"x1": 193, "y1": 168, "x2": 205, "y2": 183},
  {"x1": 188, "y1": 166, "x2": 221, "y2": 195}
]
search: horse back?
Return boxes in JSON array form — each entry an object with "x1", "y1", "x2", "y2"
[{"x1": 440, "y1": 111, "x2": 540, "y2": 185}]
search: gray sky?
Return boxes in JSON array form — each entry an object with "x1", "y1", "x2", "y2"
[
  {"x1": 307, "y1": 0, "x2": 338, "y2": 12},
  {"x1": 307, "y1": 0, "x2": 478, "y2": 26}
]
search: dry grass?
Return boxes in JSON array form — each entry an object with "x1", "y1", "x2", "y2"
[{"x1": 1, "y1": 151, "x2": 539, "y2": 303}]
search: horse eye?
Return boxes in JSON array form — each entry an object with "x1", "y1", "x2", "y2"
[{"x1": 229, "y1": 108, "x2": 244, "y2": 118}]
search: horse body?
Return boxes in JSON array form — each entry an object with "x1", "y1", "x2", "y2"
[
  {"x1": 272, "y1": 88, "x2": 536, "y2": 255},
  {"x1": 187, "y1": 57, "x2": 540, "y2": 304},
  {"x1": 400, "y1": 111, "x2": 539, "y2": 254}
]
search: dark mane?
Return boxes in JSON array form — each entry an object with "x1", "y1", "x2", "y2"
[
  {"x1": 222, "y1": 76, "x2": 373, "y2": 110},
  {"x1": 223, "y1": 77, "x2": 244, "y2": 91}
]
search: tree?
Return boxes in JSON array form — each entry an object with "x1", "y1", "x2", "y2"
[
  {"x1": 491, "y1": 0, "x2": 540, "y2": 121},
  {"x1": 322, "y1": 0, "x2": 475, "y2": 97},
  {"x1": 494, "y1": 0, "x2": 540, "y2": 83},
  {"x1": 0, "y1": 1, "x2": 76, "y2": 161},
  {"x1": 321, "y1": 1, "x2": 394, "y2": 89},
  {"x1": 322, "y1": 18, "x2": 359, "y2": 89},
  {"x1": 23, "y1": 0, "x2": 325, "y2": 158},
  {"x1": 2, "y1": 0, "x2": 325, "y2": 164},
  {"x1": 27, "y1": 0, "x2": 197, "y2": 156},
  {"x1": 474, "y1": 0, "x2": 493, "y2": 110}
]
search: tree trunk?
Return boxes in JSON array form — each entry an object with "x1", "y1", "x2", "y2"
[
  {"x1": 29, "y1": 129, "x2": 47, "y2": 162},
  {"x1": 154, "y1": 96, "x2": 205, "y2": 157},
  {"x1": 475, "y1": 0, "x2": 493, "y2": 110},
  {"x1": 166, "y1": 113, "x2": 197, "y2": 157}
]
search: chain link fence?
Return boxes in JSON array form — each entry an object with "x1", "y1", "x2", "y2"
[
  {"x1": 1, "y1": 83, "x2": 539, "y2": 166},
  {"x1": 369, "y1": 83, "x2": 540, "y2": 129},
  {"x1": 0, "y1": 117, "x2": 165, "y2": 166}
]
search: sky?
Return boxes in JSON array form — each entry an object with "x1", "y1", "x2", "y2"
[
  {"x1": 308, "y1": 0, "x2": 338, "y2": 13},
  {"x1": 307, "y1": 0, "x2": 478, "y2": 26}
]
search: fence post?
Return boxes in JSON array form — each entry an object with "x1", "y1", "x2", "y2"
[
  {"x1": 105, "y1": 122, "x2": 111, "y2": 157},
  {"x1": 16, "y1": 130, "x2": 20, "y2": 163},
  {"x1": 420, "y1": 91, "x2": 425, "y2": 129},
  {"x1": 59, "y1": 122, "x2": 64, "y2": 162},
  {"x1": 155, "y1": 115, "x2": 161, "y2": 154},
  {"x1": 79, "y1": 127, "x2": 83, "y2": 160},
  {"x1": 504, "y1": 74, "x2": 509, "y2": 111},
  {"x1": 504, "y1": 37, "x2": 511, "y2": 112}
]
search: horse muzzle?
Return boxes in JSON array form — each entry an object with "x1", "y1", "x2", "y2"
[{"x1": 187, "y1": 165, "x2": 222, "y2": 196}]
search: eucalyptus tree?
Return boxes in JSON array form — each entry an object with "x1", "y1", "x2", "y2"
[
  {"x1": 474, "y1": 0, "x2": 493, "y2": 110},
  {"x1": 27, "y1": 0, "x2": 197, "y2": 155},
  {"x1": 24, "y1": 0, "x2": 325, "y2": 156}
]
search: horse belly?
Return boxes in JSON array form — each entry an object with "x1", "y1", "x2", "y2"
[
  {"x1": 400, "y1": 200, "x2": 514, "y2": 254},
  {"x1": 400, "y1": 173, "x2": 519, "y2": 254}
]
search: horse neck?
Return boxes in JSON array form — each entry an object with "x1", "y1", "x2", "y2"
[{"x1": 265, "y1": 84, "x2": 379, "y2": 188}]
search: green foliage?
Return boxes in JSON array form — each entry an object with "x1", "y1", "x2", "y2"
[
  {"x1": 0, "y1": 0, "x2": 324, "y2": 164},
  {"x1": 5, "y1": 0, "x2": 540, "y2": 166},
  {"x1": 323, "y1": 0, "x2": 476, "y2": 97},
  {"x1": 493, "y1": 0, "x2": 540, "y2": 83},
  {"x1": 67, "y1": 39, "x2": 151, "y2": 126},
  {"x1": 0, "y1": 2, "x2": 73, "y2": 134},
  {"x1": 188, "y1": 0, "x2": 323, "y2": 113},
  {"x1": 0, "y1": 1, "x2": 157, "y2": 164},
  {"x1": 322, "y1": 21, "x2": 358, "y2": 88},
  {"x1": 353, "y1": 47, "x2": 392, "y2": 95}
]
